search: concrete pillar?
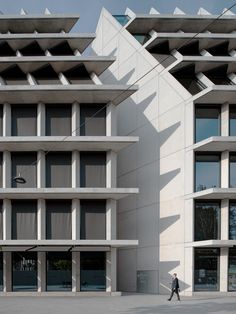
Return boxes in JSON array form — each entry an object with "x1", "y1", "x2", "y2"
[
  {"x1": 37, "y1": 150, "x2": 45, "y2": 188},
  {"x1": 72, "y1": 252, "x2": 80, "y2": 292},
  {"x1": 184, "y1": 150, "x2": 194, "y2": 194},
  {"x1": 106, "y1": 248, "x2": 117, "y2": 292},
  {"x1": 37, "y1": 199, "x2": 46, "y2": 240},
  {"x1": 184, "y1": 247, "x2": 194, "y2": 296},
  {"x1": 3, "y1": 151, "x2": 11, "y2": 188},
  {"x1": 221, "y1": 151, "x2": 229, "y2": 188},
  {"x1": 184, "y1": 199, "x2": 194, "y2": 242},
  {"x1": 106, "y1": 102, "x2": 117, "y2": 136},
  {"x1": 59, "y1": 72, "x2": 69, "y2": 85},
  {"x1": 106, "y1": 199, "x2": 116, "y2": 240},
  {"x1": 72, "y1": 102, "x2": 80, "y2": 136},
  {"x1": 38, "y1": 252, "x2": 46, "y2": 292},
  {"x1": 221, "y1": 199, "x2": 229, "y2": 240},
  {"x1": 220, "y1": 247, "x2": 229, "y2": 292},
  {"x1": 72, "y1": 151, "x2": 79, "y2": 188},
  {"x1": 106, "y1": 151, "x2": 117, "y2": 188},
  {"x1": 3, "y1": 103, "x2": 11, "y2": 136},
  {"x1": 37, "y1": 102, "x2": 45, "y2": 136},
  {"x1": 3, "y1": 199, "x2": 11, "y2": 240},
  {"x1": 72, "y1": 199, "x2": 80, "y2": 240},
  {"x1": 3, "y1": 252, "x2": 12, "y2": 292},
  {"x1": 90, "y1": 72, "x2": 102, "y2": 85},
  {"x1": 221, "y1": 103, "x2": 229, "y2": 136}
]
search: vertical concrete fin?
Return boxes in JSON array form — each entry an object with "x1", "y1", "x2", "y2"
[
  {"x1": 44, "y1": 8, "x2": 51, "y2": 15},
  {"x1": 173, "y1": 7, "x2": 185, "y2": 15},
  {"x1": 149, "y1": 8, "x2": 160, "y2": 14},
  {"x1": 20, "y1": 8, "x2": 28, "y2": 15},
  {"x1": 125, "y1": 8, "x2": 135, "y2": 19},
  {"x1": 222, "y1": 8, "x2": 235, "y2": 15},
  {"x1": 197, "y1": 7, "x2": 211, "y2": 15}
]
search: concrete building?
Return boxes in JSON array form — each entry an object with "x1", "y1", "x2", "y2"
[
  {"x1": 0, "y1": 9, "x2": 139, "y2": 294},
  {"x1": 92, "y1": 7, "x2": 236, "y2": 295}
]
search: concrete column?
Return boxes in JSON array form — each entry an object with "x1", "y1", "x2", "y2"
[
  {"x1": 220, "y1": 247, "x2": 229, "y2": 292},
  {"x1": 3, "y1": 252, "x2": 12, "y2": 292},
  {"x1": 184, "y1": 247, "x2": 194, "y2": 296},
  {"x1": 184, "y1": 150, "x2": 194, "y2": 195},
  {"x1": 37, "y1": 102, "x2": 45, "y2": 136},
  {"x1": 3, "y1": 151, "x2": 11, "y2": 188},
  {"x1": 37, "y1": 199, "x2": 46, "y2": 240},
  {"x1": 221, "y1": 151, "x2": 229, "y2": 188},
  {"x1": 106, "y1": 151, "x2": 117, "y2": 188},
  {"x1": 38, "y1": 252, "x2": 46, "y2": 292},
  {"x1": 72, "y1": 199, "x2": 80, "y2": 240},
  {"x1": 72, "y1": 151, "x2": 79, "y2": 188},
  {"x1": 59, "y1": 72, "x2": 69, "y2": 85},
  {"x1": 106, "y1": 102, "x2": 117, "y2": 136},
  {"x1": 72, "y1": 102, "x2": 80, "y2": 136},
  {"x1": 184, "y1": 199, "x2": 194, "y2": 242},
  {"x1": 3, "y1": 199, "x2": 11, "y2": 240},
  {"x1": 72, "y1": 252, "x2": 80, "y2": 292},
  {"x1": 106, "y1": 199, "x2": 116, "y2": 240},
  {"x1": 106, "y1": 248, "x2": 117, "y2": 292},
  {"x1": 221, "y1": 199, "x2": 229, "y2": 240},
  {"x1": 3, "y1": 103, "x2": 11, "y2": 136},
  {"x1": 90, "y1": 72, "x2": 102, "y2": 85},
  {"x1": 37, "y1": 150, "x2": 45, "y2": 188},
  {"x1": 221, "y1": 103, "x2": 229, "y2": 136}
]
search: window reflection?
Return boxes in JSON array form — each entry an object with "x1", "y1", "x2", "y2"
[
  {"x1": 229, "y1": 202, "x2": 236, "y2": 240},
  {"x1": 230, "y1": 106, "x2": 236, "y2": 136},
  {"x1": 230, "y1": 155, "x2": 236, "y2": 188},
  {"x1": 0, "y1": 253, "x2": 2, "y2": 291},
  {"x1": 229, "y1": 248, "x2": 236, "y2": 291}
]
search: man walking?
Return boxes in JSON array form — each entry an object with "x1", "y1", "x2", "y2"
[{"x1": 168, "y1": 273, "x2": 180, "y2": 301}]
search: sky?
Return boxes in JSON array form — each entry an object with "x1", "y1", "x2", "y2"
[{"x1": 0, "y1": 0, "x2": 236, "y2": 33}]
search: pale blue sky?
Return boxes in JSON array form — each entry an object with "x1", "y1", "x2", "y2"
[{"x1": 0, "y1": 0, "x2": 236, "y2": 32}]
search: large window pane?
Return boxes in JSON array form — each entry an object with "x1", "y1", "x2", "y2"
[
  {"x1": 229, "y1": 248, "x2": 236, "y2": 291},
  {"x1": 0, "y1": 105, "x2": 3, "y2": 136},
  {"x1": 195, "y1": 202, "x2": 220, "y2": 241},
  {"x1": 0, "y1": 201, "x2": 2, "y2": 240},
  {"x1": 80, "y1": 252, "x2": 106, "y2": 291},
  {"x1": 195, "y1": 105, "x2": 220, "y2": 143},
  {"x1": 229, "y1": 202, "x2": 236, "y2": 240},
  {"x1": 12, "y1": 252, "x2": 37, "y2": 291},
  {"x1": 194, "y1": 248, "x2": 219, "y2": 291},
  {"x1": 80, "y1": 104, "x2": 106, "y2": 136},
  {"x1": 46, "y1": 252, "x2": 72, "y2": 291},
  {"x1": 230, "y1": 106, "x2": 236, "y2": 136},
  {"x1": 0, "y1": 253, "x2": 2, "y2": 291},
  {"x1": 46, "y1": 152, "x2": 71, "y2": 187},
  {"x1": 195, "y1": 154, "x2": 220, "y2": 192},
  {"x1": 230, "y1": 154, "x2": 236, "y2": 188},
  {"x1": 46, "y1": 104, "x2": 71, "y2": 136},
  {"x1": 11, "y1": 104, "x2": 37, "y2": 136}
]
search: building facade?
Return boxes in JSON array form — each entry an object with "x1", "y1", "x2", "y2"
[
  {"x1": 93, "y1": 7, "x2": 236, "y2": 295},
  {"x1": 0, "y1": 9, "x2": 139, "y2": 294}
]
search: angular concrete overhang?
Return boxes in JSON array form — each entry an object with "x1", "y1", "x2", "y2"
[
  {"x1": 0, "y1": 14, "x2": 80, "y2": 33},
  {"x1": 0, "y1": 85, "x2": 138, "y2": 105},
  {"x1": 0, "y1": 56, "x2": 115, "y2": 76},
  {"x1": 191, "y1": 136, "x2": 236, "y2": 152},
  {"x1": 194, "y1": 85, "x2": 236, "y2": 104},
  {"x1": 126, "y1": 14, "x2": 236, "y2": 34},
  {"x1": 0, "y1": 33, "x2": 96, "y2": 53},
  {"x1": 185, "y1": 240, "x2": 236, "y2": 248},
  {"x1": 0, "y1": 136, "x2": 139, "y2": 152},
  {"x1": 0, "y1": 240, "x2": 139, "y2": 252},
  {"x1": 185, "y1": 188, "x2": 236, "y2": 200},
  {"x1": 0, "y1": 188, "x2": 139, "y2": 200},
  {"x1": 146, "y1": 33, "x2": 236, "y2": 52}
]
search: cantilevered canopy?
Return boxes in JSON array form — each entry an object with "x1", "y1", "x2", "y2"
[
  {"x1": 192, "y1": 136, "x2": 236, "y2": 152},
  {"x1": 185, "y1": 240, "x2": 236, "y2": 248},
  {"x1": 186, "y1": 188, "x2": 236, "y2": 200},
  {"x1": 194, "y1": 85, "x2": 236, "y2": 104}
]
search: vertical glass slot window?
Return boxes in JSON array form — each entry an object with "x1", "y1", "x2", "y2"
[
  {"x1": 0, "y1": 153, "x2": 2, "y2": 188},
  {"x1": 46, "y1": 104, "x2": 71, "y2": 136},
  {"x1": 11, "y1": 200, "x2": 37, "y2": 239},
  {"x1": 46, "y1": 252, "x2": 72, "y2": 291},
  {"x1": 46, "y1": 152, "x2": 71, "y2": 188},
  {"x1": 195, "y1": 154, "x2": 220, "y2": 192},
  {"x1": 0, "y1": 201, "x2": 2, "y2": 240},
  {"x1": 12, "y1": 252, "x2": 37, "y2": 291},
  {"x1": 0, "y1": 105, "x2": 3, "y2": 136},
  {"x1": 229, "y1": 248, "x2": 236, "y2": 291},
  {"x1": 229, "y1": 106, "x2": 236, "y2": 136},
  {"x1": 194, "y1": 248, "x2": 220, "y2": 291},
  {"x1": 195, "y1": 105, "x2": 220, "y2": 143},
  {"x1": 0, "y1": 253, "x2": 2, "y2": 291},
  {"x1": 194, "y1": 201, "x2": 220, "y2": 241},
  {"x1": 11, "y1": 104, "x2": 37, "y2": 136},
  {"x1": 229, "y1": 202, "x2": 236, "y2": 240},
  {"x1": 230, "y1": 154, "x2": 236, "y2": 188},
  {"x1": 80, "y1": 104, "x2": 106, "y2": 136},
  {"x1": 80, "y1": 200, "x2": 106, "y2": 240},
  {"x1": 80, "y1": 252, "x2": 106, "y2": 291}
]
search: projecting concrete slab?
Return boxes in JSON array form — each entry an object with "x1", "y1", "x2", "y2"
[
  {"x1": 185, "y1": 240, "x2": 236, "y2": 248},
  {"x1": 186, "y1": 187, "x2": 236, "y2": 200},
  {"x1": 191, "y1": 136, "x2": 236, "y2": 152},
  {"x1": 194, "y1": 85, "x2": 236, "y2": 104}
]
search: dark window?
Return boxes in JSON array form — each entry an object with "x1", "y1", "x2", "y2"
[
  {"x1": 49, "y1": 41, "x2": 74, "y2": 56},
  {"x1": 80, "y1": 104, "x2": 106, "y2": 136},
  {"x1": 19, "y1": 41, "x2": 45, "y2": 56},
  {"x1": 207, "y1": 41, "x2": 230, "y2": 56},
  {"x1": 11, "y1": 200, "x2": 37, "y2": 239},
  {"x1": 11, "y1": 152, "x2": 37, "y2": 188},
  {"x1": 47, "y1": 252, "x2": 72, "y2": 291},
  {"x1": 0, "y1": 42, "x2": 16, "y2": 56},
  {"x1": 46, "y1": 104, "x2": 71, "y2": 136},
  {"x1": 131, "y1": 34, "x2": 151, "y2": 45},
  {"x1": 194, "y1": 201, "x2": 220, "y2": 241},
  {"x1": 63, "y1": 64, "x2": 93, "y2": 84},
  {"x1": 195, "y1": 105, "x2": 220, "y2": 142},
  {"x1": 46, "y1": 152, "x2": 71, "y2": 188},
  {"x1": 229, "y1": 202, "x2": 236, "y2": 240},
  {"x1": 204, "y1": 65, "x2": 234, "y2": 85},
  {"x1": 147, "y1": 41, "x2": 176, "y2": 68},
  {"x1": 0, "y1": 65, "x2": 28, "y2": 85},
  {"x1": 0, "y1": 153, "x2": 2, "y2": 188},
  {"x1": 80, "y1": 252, "x2": 106, "y2": 291},
  {"x1": 229, "y1": 248, "x2": 236, "y2": 291},
  {"x1": 11, "y1": 104, "x2": 37, "y2": 136},
  {"x1": 195, "y1": 154, "x2": 220, "y2": 192},
  {"x1": 0, "y1": 105, "x2": 2, "y2": 136},
  {"x1": 112, "y1": 15, "x2": 130, "y2": 26},
  {"x1": 229, "y1": 106, "x2": 236, "y2": 136},
  {"x1": 46, "y1": 200, "x2": 72, "y2": 239},
  {"x1": 31, "y1": 64, "x2": 61, "y2": 85},
  {"x1": 80, "y1": 152, "x2": 106, "y2": 187},
  {"x1": 230, "y1": 154, "x2": 236, "y2": 188},
  {"x1": 12, "y1": 252, "x2": 37, "y2": 291},
  {"x1": 0, "y1": 253, "x2": 2, "y2": 291},
  {"x1": 80, "y1": 200, "x2": 106, "y2": 239},
  {"x1": 178, "y1": 41, "x2": 200, "y2": 56},
  {"x1": 0, "y1": 201, "x2": 2, "y2": 240}
]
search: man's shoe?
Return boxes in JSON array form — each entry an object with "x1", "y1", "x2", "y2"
[{"x1": 167, "y1": 299, "x2": 171, "y2": 301}]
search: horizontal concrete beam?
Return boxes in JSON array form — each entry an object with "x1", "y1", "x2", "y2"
[
  {"x1": 194, "y1": 85, "x2": 236, "y2": 104},
  {"x1": 186, "y1": 187, "x2": 236, "y2": 200},
  {"x1": 185, "y1": 240, "x2": 236, "y2": 248},
  {"x1": 191, "y1": 136, "x2": 236, "y2": 152}
]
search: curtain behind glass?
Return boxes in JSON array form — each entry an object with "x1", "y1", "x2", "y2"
[
  {"x1": 46, "y1": 152, "x2": 71, "y2": 187},
  {"x1": 46, "y1": 104, "x2": 71, "y2": 136},
  {"x1": 0, "y1": 203, "x2": 2, "y2": 240},
  {"x1": 11, "y1": 105, "x2": 37, "y2": 136},
  {"x1": 0, "y1": 153, "x2": 2, "y2": 188},
  {"x1": 80, "y1": 104, "x2": 106, "y2": 136}
]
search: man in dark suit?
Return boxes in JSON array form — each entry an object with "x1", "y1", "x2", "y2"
[{"x1": 167, "y1": 273, "x2": 180, "y2": 301}]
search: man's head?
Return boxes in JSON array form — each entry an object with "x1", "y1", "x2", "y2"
[{"x1": 173, "y1": 273, "x2": 177, "y2": 278}]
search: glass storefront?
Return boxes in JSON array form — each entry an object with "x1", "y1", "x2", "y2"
[
  {"x1": 80, "y1": 252, "x2": 106, "y2": 291},
  {"x1": 229, "y1": 249, "x2": 236, "y2": 291},
  {"x1": 12, "y1": 252, "x2": 37, "y2": 291},
  {"x1": 46, "y1": 252, "x2": 72, "y2": 291},
  {"x1": 194, "y1": 248, "x2": 220, "y2": 291}
]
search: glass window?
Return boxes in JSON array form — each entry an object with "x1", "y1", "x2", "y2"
[
  {"x1": 229, "y1": 106, "x2": 236, "y2": 136},
  {"x1": 0, "y1": 153, "x2": 2, "y2": 188},
  {"x1": 132, "y1": 34, "x2": 151, "y2": 45},
  {"x1": 112, "y1": 15, "x2": 130, "y2": 26},
  {"x1": 194, "y1": 248, "x2": 219, "y2": 291},
  {"x1": 46, "y1": 152, "x2": 71, "y2": 188},
  {"x1": 0, "y1": 105, "x2": 3, "y2": 136},
  {"x1": 195, "y1": 154, "x2": 220, "y2": 192},
  {"x1": 80, "y1": 252, "x2": 106, "y2": 291},
  {"x1": 194, "y1": 201, "x2": 220, "y2": 241},
  {"x1": 195, "y1": 105, "x2": 220, "y2": 143},
  {"x1": 0, "y1": 201, "x2": 2, "y2": 240},
  {"x1": 12, "y1": 252, "x2": 37, "y2": 291},
  {"x1": 80, "y1": 104, "x2": 106, "y2": 136},
  {"x1": 230, "y1": 155, "x2": 236, "y2": 188},
  {"x1": 0, "y1": 253, "x2": 3, "y2": 291},
  {"x1": 229, "y1": 248, "x2": 236, "y2": 291},
  {"x1": 11, "y1": 104, "x2": 37, "y2": 136},
  {"x1": 46, "y1": 252, "x2": 72, "y2": 291},
  {"x1": 46, "y1": 104, "x2": 71, "y2": 136},
  {"x1": 229, "y1": 202, "x2": 236, "y2": 240}
]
